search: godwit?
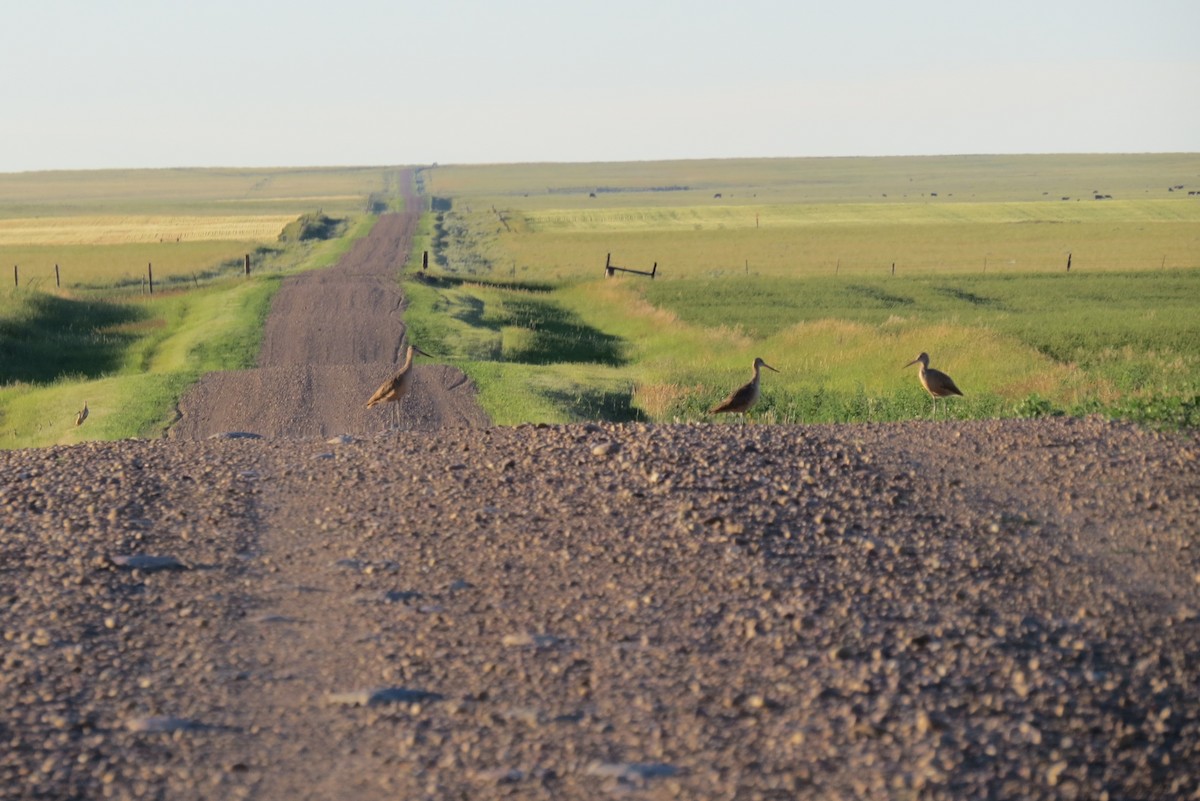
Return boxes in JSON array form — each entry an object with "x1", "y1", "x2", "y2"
[
  {"x1": 75, "y1": 401, "x2": 88, "y2": 427},
  {"x1": 905, "y1": 352, "x2": 962, "y2": 416},
  {"x1": 710, "y1": 357, "x2": 779, "y2": 416},
  {"x1": 366, "y1": 344, "x2": 432, "y2": 428}
]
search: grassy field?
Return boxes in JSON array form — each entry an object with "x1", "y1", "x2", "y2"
[
  {"x1": 3, "y1": 156, "x2": 1197, "y2": 443},
  {"x1": 422, "y1": 153, "x2": 1200, "y2": 208},
  {"x1": 0, "y1": 215, "x2": 376, "y2": 449},
  {"x1": 0, "y1": 165, "x2": 398, "y2": 448},
  {"x1": 408, "y1": 154, "x2": 1200, "y2": 427},
  {"x1": 0, "y1": 166, "x2": 403, "y2": 216},
  {"x1": 440, "y1": 199, "x2": 1199, "y2": 281}
]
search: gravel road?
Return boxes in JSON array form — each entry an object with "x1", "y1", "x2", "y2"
[
  {"x1": 168, "y1": 174, "x2": 488, "y2": 440},
  {"x1": 3, "y1": 170, "x2": 1199, "y2": 800},
  {"x1": 2, "y1": 419, "x2": 1197, "y2": 800}
]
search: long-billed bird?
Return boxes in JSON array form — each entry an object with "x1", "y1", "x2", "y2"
[
  {"x1": 366, "y1": 344, "x2": 432, "y2": 428},
  {"x1": 905, "y1": 352, "x2": 963, "y2": 416},
  {"x1": 710, "y1": 357, "x2": 779, "y2": 416},
  {"x1": 75, "y1": 401, "x2": 89, "y2": 427}
]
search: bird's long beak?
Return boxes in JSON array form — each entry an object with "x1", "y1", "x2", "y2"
[
  {"x1": 904, "y1": 358, "x2": 919, "y2": 369},
  {"x1": 412, "y1": 345, "x2": 434, "y2": 358},
  {"x1": 763, "y1": 363, "x2": 780, "y2": 373}
]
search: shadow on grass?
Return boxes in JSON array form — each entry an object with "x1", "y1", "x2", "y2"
[
  {"x1": 544, "y1": 386, "x2": 647, "y2": 422},
  {"x1": 412, "y1": 272, "x2": 554, "y2": 294},
  {"x1": 0, "y1": 293, "x2": 146, "y2": 383},
  {"x1": 845, "y1": 284, "x2": 915, "y2": 308},
  {"x1": 935, "y1": 285, "x2": 1008, "y2": 310},
  {"x1": 501, "y1": 296, "x2": 626, "y2": 365},
  {"x1": 415, "y1": 272, "x2": 626, "y2": 367}
]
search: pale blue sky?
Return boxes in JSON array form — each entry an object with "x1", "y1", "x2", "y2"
[{"x1": 2, "y1": 0, "x2": 1197, "y2": 172}]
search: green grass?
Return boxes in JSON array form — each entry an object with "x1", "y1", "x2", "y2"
[
  {"x1": 0, "y1": 214, "x2": 380, "y2": 449},
  {"x1": 642, "y1": 269, "x2": 1200, "y2": 378},
  {"x1": 409, "y1": 269, "x2": 1197, "y2": 428},
  {"x1": 434, "y1": 198, "x2": 1200, "y2": 282},
  {"x1": 1, "y1": 240, "x2": 273, "y2": 290},
  {"x1": 6, "y1": 157, "x2": 1198, "y2": 440},
  {"x1": 406, "y1": 155, "x2": 1200, "y2": 428}
]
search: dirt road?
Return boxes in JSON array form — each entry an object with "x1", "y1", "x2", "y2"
[
  {"x1": 168, "y1": 172, "x2": 488, "y2": 440},
  {"x1": 2, "y1": 172, "x2": 1199, "y2": 800}
]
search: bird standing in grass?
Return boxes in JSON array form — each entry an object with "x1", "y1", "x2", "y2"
[
  {"x1": 710, "y1": 357, "x2": 779, "y2": 416},
  {"x1": 75, "y1": 402, "x2": 88, "y2": 427},
  {"x1": 366, "y1": 344, "x2": 431, "y2": 428},
  {"x1": 905, "y1": 352, "x2": 963, "y2": 416}
]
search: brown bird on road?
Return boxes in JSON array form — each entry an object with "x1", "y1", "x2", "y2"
[
  {"x1": 710, "y1": 357, "x2": 779, "y2": 416},
  {"x1": 905, "y1": 351, "x2": 963, "y2": 416},
  {"x1": 366, "y1": 344, "x2": 432, "y2": 428}
]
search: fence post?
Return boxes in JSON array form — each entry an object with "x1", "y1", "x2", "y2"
[
  {"x1": 244, "y1": 253, "x2": 251, "y2": 276},
  {"x1": 148, "y1": 262, "x2": 154, "y2": 294},
  {"x1": 1066, "y1": 253, "x2": 1072, "y2": 272},
  {"x1": 13, "y1": 265, "x2": 17, "y2": 287},
  {"x1": 55, "y1": 264, "x2": 60, "y2": 287},
  {"x1": 891, "y1": 262, "x2": 895, "y2": 276},
  {"x1": 423, "y1": 250, "x2": 428, "y2": 271}
]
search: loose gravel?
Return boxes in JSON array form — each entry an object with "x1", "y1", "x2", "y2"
[{"x1": 2, "y1": 416, "x2": 1197, "y2": 800}]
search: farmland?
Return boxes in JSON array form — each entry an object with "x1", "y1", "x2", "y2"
[
  {"x1": 409, "y1": 154, "x2": 1200, "y2": 426},
  {"x1": 1, "y1": 155, "x2": 1198, "y2": 446},
  {"x1": 0, "y1": 166, "x2": 401, "y2": 447}
]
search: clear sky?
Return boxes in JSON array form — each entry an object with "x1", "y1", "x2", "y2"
[{"x1": 3, "y1": 0, "x2": 1197, "y2": 172}]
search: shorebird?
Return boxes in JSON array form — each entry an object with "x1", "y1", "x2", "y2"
[
  {"x1": 710, "y1": 357, "x2": 779, "y2": 416},
  {"x1": 75, "y1": 401, "x2": 88, "y2": 427},
  {"x1": 366, "y1": 344, "x2": 432, "y2": 428},
  {"x1": 904, "y1": 352, "x2": 963, "y2": 416}
]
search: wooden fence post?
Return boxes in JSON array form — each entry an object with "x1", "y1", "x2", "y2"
[
  {"x1": 422, "y1": 250, "x2": 429, "y2": 271},
  {"x1": 148, "y1": 262, "x2": 154, "y2": 294},
  {"x1": 891, "y1": 262, "x2": 895, "y2": 276},
  {"x1": 55, "y1": 264, "x2": 60, "y2": 287},
  {"x1": 244, "y1": 253, "x2": 251, "y2": 276},
  {"x1": 1066, "y1": 253, "x2": 1072, "y2": 272},
  {"x1": 13, "y1": 265, "x2": 17, "y2": 287}
]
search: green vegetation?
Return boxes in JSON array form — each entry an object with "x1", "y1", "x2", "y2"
[
  {"x1": 405, "y1": 155, "x2": 1200, "y2": 429},
  {"x1": 0, "y1": 213, "x2": 375, "y2": 449},
  {"x1": 279, "y1": 212, "x2": 346, "y2": 243},
  {"x1": 4, "y1": 156, "x2": 1198, "y2": 444},
  {"x1": 0, "y1": 164, "x2": 397, "y2": 448},
  {"x1": 0, "y1": 278, "x2": 279, "y2": 447}
]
